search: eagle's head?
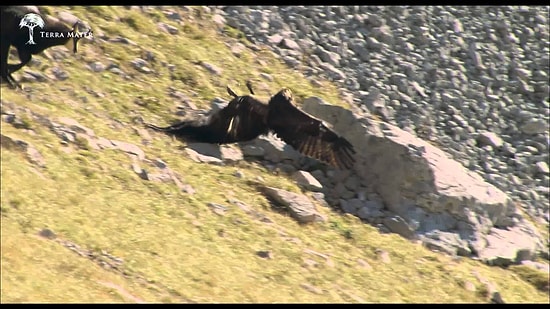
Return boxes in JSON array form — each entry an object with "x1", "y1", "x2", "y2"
[
  {"x1": 268, "y1": 87, "x2": 295, "y2": 108},
  {"x1": 274, "y1": 88, "x2": 293, "y2": 102},
  {"x1": 281, "y1": 88, "x2": 293, "y2": 99}
]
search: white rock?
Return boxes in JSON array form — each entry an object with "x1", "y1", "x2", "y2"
[
  {"x1": 535, "y1": 161, "x2": 549, "y2": 174},
  {"x1": 477, "y1": 132, "x2": 504, "y2": 148},
  {"x1": 292, "y1": 171, "x2": 323, "y2": 191},
  {"x1": 301, "y1": 97, "x2": 544, "y2": 258}
]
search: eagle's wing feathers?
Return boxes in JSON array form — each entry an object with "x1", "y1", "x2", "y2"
[
  {"x1": 146, "y1": 86, "x2": 355, "y2": 169},
  {"x1": 267, "y1": 89, "x2": 356, "y2": 169}
]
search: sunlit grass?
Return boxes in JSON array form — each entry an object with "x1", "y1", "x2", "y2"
[{"x1": 1, "y1": 5, "x2": 548, "y2": 303}]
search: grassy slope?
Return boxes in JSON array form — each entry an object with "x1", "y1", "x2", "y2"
[{"x1": 1, "y1": 6, "x2": 548, "y2": 303}]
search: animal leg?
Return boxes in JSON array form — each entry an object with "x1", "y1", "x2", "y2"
[
  {"x1": 245, "y1": 80, "x2": 255, "y2": 95},
  {"x1": 0, "y1": 40, "x2": 17, "y2": 88},
  {"x1": 227, "y1": 85, "x2": 239, "y2": 98},
  {"x1": 8, "y1": 47, "x2": 31, "y2": 75},
  {"x1": 4, "y1": 48, "x2": 31, "y2": 89}
]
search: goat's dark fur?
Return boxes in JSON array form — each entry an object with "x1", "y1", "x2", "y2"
[{"x1": 1, "y1": 6, "x2": 89, "y2": 88}]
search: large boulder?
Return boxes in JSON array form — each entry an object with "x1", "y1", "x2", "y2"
[{"x1": 302, "y1": 97, "x2": 544, "y2": 264}]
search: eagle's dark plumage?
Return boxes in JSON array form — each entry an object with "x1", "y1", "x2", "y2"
[{"x1": 146, "y1": 84, "x2": 356, "y2": 169}]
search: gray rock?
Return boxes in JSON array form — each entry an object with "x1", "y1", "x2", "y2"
[
  {"x1": 130, "y1": 58, "x2": 148, "y2": 68},
  {"x1": 38, "y1": 228, "x2": 56, "y2": 240},
  {"x1": 143, "y1": 171, "x2": 172, "y2": 183},
  {"x1": 356, "y1": 200, "x2": 385, "y2": 220},
  {"x1": 208, "y1": 202, "x2": 228, "y2": 216},
  {"x1": 366, "y1": 37, "x2": 383, "y2": 51},
  {"x1": 383, "y1": 216, "x2": 416, "y2": 239},
  {"x1": 187, "y1": 143, "x2": 222, "y2": 158},
  {"x1": 520, "y1": 260, "x2": 550, "y2": 273},
  {"x1": 110, "y1": 140, "x2": 145, "y2": 161},
  {"x1": 292, "y1": 171, "x2": 323, "y2": 191},
  {"x1": 130, "y1": 58, "x2": 152, "y2": 74},
  {"x1": 185, "y1": 148, "x2": 222, "y2": 164},
  {"x1": 157, "y1": 22, "x2": 179, "y2": 35},
  {"x1": 372, "y1": 25, "x2": 394, "y2": 44},
  {"x1": 220, "y1": 145, "x2": 244, "y2": 162},
  {"x1": 1, "y1": 134, "x2": 46, "y2": 167},
  {"x1": 201, "y1": 62, "x2": 223, "y2": 76},
  {"x1": 109, "y1": 36, "x2": 138, "y2": 45},
  {"x1": 280, "y1": 38, "x2": 301, "y2": 51},
  {"x1": 262, "y1": 186, "x2": 325, "y2": 223},
  {"x1": 21, "y1": 70, "x2": 47, "y2": 82},
  {"x1": 302, "y1": 97, "x2": 544, "y2": 258},
  {"x1": 535, "y1": 161, "x2": 550, "y2": 174},
  {"x1": 283, "y1": 55, "x2": 301, "y2": 67},
  {"x1": 300, "y1": 283, "x2": 323, "y2": 295},
  {"x1": 253, "y1": 134, "x2": 301, "y2": 163},
  {"x1": 268, "y1": 33, "x2": 284, "y2": 45},
  {"x1": 131, "y1": 160, "x2": 146, "y2": 179},
  {"x1": 88, "y1": 61, "x2": 106, "y2": 73},
  {"x1": 241, "y1": 144, "x2": 265, "y2": 157},
  {"x1": 521, "y1": 119, "x2": 547, "y2": 134},
  {"x1": 109, "y1": 67, "x2": 125, "y2": 75},
  {"x1": 212, "y1": 14, "x2": 226, "y2": 26},
  {"x1": 96, "y1": 137, "x2": 115, "y2": 150},
  {"x1": 163, "y1": 10, "x2": 182, "y2": 21},
  {"x1": 344, "y1": 175, "x2": 360, "y2": 191},
  {"x1": 311, "y1": 192, "x2": 328, "y2": 207},
  {"x1": 363, "y1": 87, "x2": 385, "y2": 112},
  {"x1": 224, "y1": 17, "x2": 241, "y2": 30},
  {"x1": 56, "y1": 117, "x2": 96, "y2": 137},
  {"x1": 316, "y1": 46, "x2": 341, "y2": 67},
  {"x1": 423, "y1": 230, "x2": 472, "y2": 256},
  {"x1": 318, "y1": 62, "x2": 346, "y2": 80},
  {"x1": 477, "y1": 132, "x2": 504, "y2": 148},
  {"x1": 185, "y1": 143, "x2": 242, "y2": 163},
  {"x1": 348, "y1": 41, "x2": 370, "y2": 62},
  {"x1": 277, "y1": 163, "x2": 296, "y2": 174},
  {"x1": 259, "y1": 72, "x2": 274, "y2": 82},
  {"x1": 491, "y1": 290, "x2": 505, "y2": 304},
  {"x1": 479, "y1": 223, "x2": 542, "y2": 266},
  {"x1": 340, "y1": 199, "x2": 356, "y2": 214},
  {"x1": 52, "y1": 67, "x2": 69, "y2": 80}
]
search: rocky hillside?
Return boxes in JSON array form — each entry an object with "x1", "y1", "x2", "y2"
[
  {"x1": 220, "y1": 5, "x2": 549, "y2": 224},
  {"x1": 1, "y1": 6, "x2": 548, "y2": 303}
]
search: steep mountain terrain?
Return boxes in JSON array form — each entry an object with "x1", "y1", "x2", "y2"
[{"x1": 1, "y1": 6, "x2": 548, "y2": 303}]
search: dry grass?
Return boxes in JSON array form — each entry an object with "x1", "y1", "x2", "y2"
[{"x1": 1, "y1": 6, "x2": 548, "y2": 303}]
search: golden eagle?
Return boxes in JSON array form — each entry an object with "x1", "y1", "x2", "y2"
[{"x1": 146, "y1": 83, "x2": 356, "y2": 169}]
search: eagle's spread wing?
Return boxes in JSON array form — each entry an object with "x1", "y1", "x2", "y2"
[
  {"x1": 267, "y1": 88, "x2": 356, "y2": 169},
  {"x1": 146, "y1": 95, "x2": 269, "y2": 144}
]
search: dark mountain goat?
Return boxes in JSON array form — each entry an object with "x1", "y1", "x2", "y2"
[
  {"x1": 146, "y1": 82, "x2": 356, "y2": 170},
  {"x1": 1, "y1": 6, "x2": 92, "y2": 88}
]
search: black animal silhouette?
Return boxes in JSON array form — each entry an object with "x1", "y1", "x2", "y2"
[
  {"x1": 1, "y1": 6, "x2": 91, "y2": 88},
  {"x1": 146, "y1": 83, "x2": 356, "y2": 169}
]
